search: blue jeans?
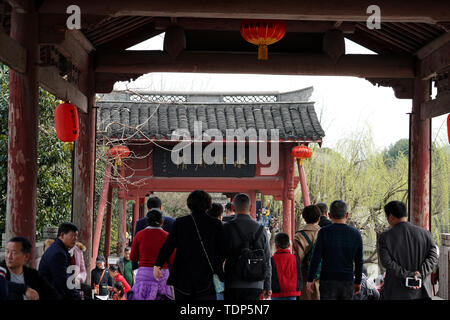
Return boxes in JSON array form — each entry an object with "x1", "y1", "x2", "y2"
[
  {"x1": 271, "y1": 296, "x2": 297, "y2": 300},
  {"x1": 216, "y1": 293, "x2": 224, "y2": 300}
]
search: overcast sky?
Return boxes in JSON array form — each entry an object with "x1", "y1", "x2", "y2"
[{"x1": 114, "y1": 34, "x2": 448, "y2": 151}]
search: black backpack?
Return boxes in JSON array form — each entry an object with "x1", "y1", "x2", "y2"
[{"x1": 230, "y1": 222, "x2": 267, "y2": 282}]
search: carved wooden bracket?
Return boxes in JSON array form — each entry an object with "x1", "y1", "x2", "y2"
[
  {"x1": 421, "y1": 67, "x2": 450, "y2": 119},
  {"x1": 366, "y1": 77, "x2": 414, "y2": 99}
]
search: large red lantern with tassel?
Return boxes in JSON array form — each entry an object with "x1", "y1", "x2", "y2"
[
  {"x1": 54, "y1": 102, "x2": 79, "y2": 142},
  {"x1": 107, "y1": 145, "x2": 130, "y2": 166},
  {"x1": 292, "y1": 145, "x2": 313, "y2": 166},
  {"x1": 240, "y1": 19, "x2": 286, "y2": 60}
]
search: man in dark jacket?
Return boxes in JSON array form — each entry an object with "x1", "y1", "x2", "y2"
[
  {"x1": 378, "y1": 201, "x2": 438, "y2": 300},
  {"x1": 222, "y1": 193, "x2": 272, "y2": 300},
  {"x1": 316, "y1": 202, "x2": 332, "y2": 227},
  {"x1": 3, "y1": 236, "x2": 59, "y2": 300},
  {"x1": 38, "y1": 222, "x2": 81, "y2": 300},
  {"x1": 306, "y1": 200, "x2": 363, "y2": 300},
  {"x1": 0, "y1": 266, "x2": 7, "y2": 300},
  {"x1": 91, "y1": 256, "x2": 113, "y2": 296},
  {"x1": 134, "y1": 196, "x2": 175, "y2": 235}
]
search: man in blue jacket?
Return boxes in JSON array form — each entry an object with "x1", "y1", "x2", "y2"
[
  {"x1": 134, "y1": 196, "x2": 175, "y2": 235},
  {"x1": 38, "y1": 222, "x2": 82, "y2": 300},
  {"x1": 306, "y1": 200, "x2": 363, "y2": 300}
]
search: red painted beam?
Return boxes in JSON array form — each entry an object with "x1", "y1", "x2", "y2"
[
  {"x1": 91, "y1": 162, "x2": 112, "y2": 270},
  {"x1": 6, "y1": 7, "x2": 39, "y2": 268}
]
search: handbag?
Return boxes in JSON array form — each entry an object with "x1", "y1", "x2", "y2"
[
  {"x1": 191, "y1": 215, "x2": 224, "y2": 294},
  {"x1": 94, "y1": 269, "x2": 106, "y2": 294}
]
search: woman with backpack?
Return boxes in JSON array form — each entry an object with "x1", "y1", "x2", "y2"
[{"x1": 293, "y1": 204, "x2": 322, "y2": 300}]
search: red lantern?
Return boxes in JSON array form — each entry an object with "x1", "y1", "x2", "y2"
[
  {"x1": 240, "y1": 19, "x2": 286, "y2": 60},
  {"x1": 107, "y1": 145, "x2": 130, "y2": 166},
  {"x1": 54, "y1": 102, "x2": 79, "y2": 142},
  {"x1": 292, "y1": 145, "x2": 313, "y2": 166}
]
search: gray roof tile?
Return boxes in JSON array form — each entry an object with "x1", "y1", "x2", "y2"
[{"x1": 97, "y1": 102, "x2": 325, "y2": 142}]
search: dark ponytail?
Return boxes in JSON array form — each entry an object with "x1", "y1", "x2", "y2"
[{"x1": 146, "y1": 209, "x2": 163, "y2": 227}]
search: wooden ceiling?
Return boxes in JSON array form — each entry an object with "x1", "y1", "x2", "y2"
[{"x1": 1, "y1": 0, "x2": 449, "y2": 94}]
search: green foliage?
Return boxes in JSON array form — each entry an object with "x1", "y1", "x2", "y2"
[{"x1": 383, "y1": 138, "x2": 409, "y2": 167}]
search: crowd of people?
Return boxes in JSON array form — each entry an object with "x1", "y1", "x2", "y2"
[{"x1": 0, "y1": 190, "x2": 440, "y2": 301}]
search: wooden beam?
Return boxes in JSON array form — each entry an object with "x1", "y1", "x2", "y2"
[
  {"x1": 38, "y1": 66, "x2": 88, "y2": 112},
  {"x1": 416, "y1": 32, "x2": 450, "y2": 59},
  {"x1": 420, "y1": 40, "x2": 450, "y2": 79},
  {"x1": 420, "y1": 91, "x2": 450, "y2": 119},
  {"x1": 39, "y1": 14, "x2": 106, "y2": 45},
  {"x1": 6, "y1": 0, "x2": 34, "y2": 13},
  {"x1": 152, "y1": 17, "x2": 356, "y2": 33},
  {"x1": 57, "y1": 30, "x2": 93, "y2": 72},
  {"x1": 39, "y1": 0, "x2": 449, "y2": 23},
  {"x1": 95, "y1": 50, "x2": 415, "y2": 78},
  {"x1": 0, "y1": 31, "x2": 27, "y2": 73}
]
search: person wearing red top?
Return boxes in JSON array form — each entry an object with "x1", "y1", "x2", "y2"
[
  {"x1": 108, "y1": 265, "x2": 131, "y2": 294},
  {"x1": 270, "y1": 232, "x2": 302, "y2": 300},
  {"x1": 128, "y1": 209, "x2": 175, "y2": 300}
]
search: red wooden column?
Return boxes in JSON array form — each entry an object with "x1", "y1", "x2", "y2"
[
  {"x1": 104, "y1": 186, "x2": 113, "y2": 264},
  {"x1": 133, "y1": 196, "x2": 140, "y2": 236},
  {"x1": 117, "y1": 195, "x2": 128, "y2": 255},
  {"x1": 283, "y1": 146, "x2": 295, "y2": 238},
  {"x1": 6, "y1": 6, "x2": 39, "y2": 267},
  {"x1": 72, "y1": 53, "x2": 96, "y2": 279},
  {"x1": 410, "y1": 75, "x2": 431, "y2": 230},
  {"x1": 91, "y1": 162, "x2": 112, "y2": 270},
  {"x1": 291, "y1": 198, "x2": 296, "y2": 238},
  {"x1": 139, "y1": 198, "x2": 146, "y2": 219},
  {"x1": 249, "y1": 191, "x2": 257, "y2": 220},
  {"x1": 297, "y1": 160, "x2": 311, "y2": 206}
]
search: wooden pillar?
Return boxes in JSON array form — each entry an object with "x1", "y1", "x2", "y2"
[
  {"x1": 297, "y1": 160, "x2": 311, "y2": 206},
  {"x1": 282, "y1": 196, "x2": 292, "y2": 235},
  {"x1": 249, "y1": 191, "x2": 257, "y2": 220},
  {"x1": 139, "y1": 198, "x2": 146, "y2": 219},
  {"x1": 91, "y1": 162, "x2": 112, "y2": 270},
  {"x1": 283, "y1": 146, "x2": 295, "y2": 238},
  {"x1": 104, "y1": 187, "x2": 113, "y2": 263},
  {"x1": 410, "y1": 75, "x2": 431, "y2": 230},
  {"x1": 291, "y1": 198, "x2": 296, "y2": 240},
  {"x1": 133, "y1": 196, "x2": 140, "y2": 236},
  {"x1": 117, "y1": 196, "x2": 126, "y2": 256},
  {"x1": 6, "y1": 6, "x2": 39, "y2": 268},
  {"x1": 72, "y1": 52, "x2": 96, "y2": 280}
]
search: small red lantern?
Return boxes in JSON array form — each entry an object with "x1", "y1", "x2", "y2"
[
  {"x1": 240, "y1": 19, "x2": 286, "y2": 60},
  {"x1": 107, "y1": 145, "x2": 130, "y2": 166},
  {"x1": 292, "y1": 145, "x2": 313, "y2": 166},
  {"x1": 54, "y1": 102, "x2": 79, "y2": 142}
]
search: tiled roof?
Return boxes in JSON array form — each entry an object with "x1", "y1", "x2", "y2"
[{"x1": 97, "y1": 101, "x2": 325, "y2": 142}]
